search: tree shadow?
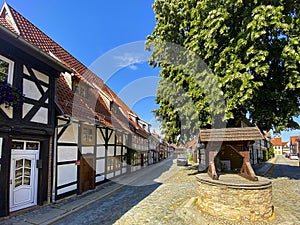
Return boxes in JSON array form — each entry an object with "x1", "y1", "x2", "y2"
[
  {"x1": 266, "y1": 163, "x2": 300, "y2": 180},
  {"x1": 52, "y1": 159, "x2": 175, "y2": 225}
]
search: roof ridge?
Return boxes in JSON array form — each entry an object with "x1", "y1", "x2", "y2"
[
  {"x1": 1, "y1": 3, "x2": 151, "y2": 132},
  {"x1": 5, "y1": 3, "x2": 90, "y2": 76}
]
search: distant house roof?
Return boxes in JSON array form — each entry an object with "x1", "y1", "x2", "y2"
[
  {"x1": 199, "y1": 127, "x2": 264, "y2": 142},
  {"x1": 270, "y1": 137, "x2": 282, "y2": 146},
  {"x1": 0, "y1": 3, "x2": 147, "y2": 136},
  {"x1": 290, "y1": 136, "x2": 300, "y2": 145}
]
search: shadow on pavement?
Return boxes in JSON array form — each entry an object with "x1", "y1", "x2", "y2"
[
  {"x1": 55, "y1": 183, "x2": 162, "y2": 225},
  {"x1": 265, "y1": 163, "x2": 300, "y2": 180},
  {"x1": 53, "y1": 159, "x2": 175, "y2": 225}
]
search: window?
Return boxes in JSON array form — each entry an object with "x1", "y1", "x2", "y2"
[
  {"x1": 73, "y1": 77, "x2": 88, "y2": 98},
  {"x1": 0, "y1": 55, "x2": 14, "y2": 84},
  {"x1": 81, "y1": 124, "x2": 95, "y2": 145},
  {"x1": 107, "y1": 156, "x2": 122, "y2": 172},
  {"x1": 116, "y1": 131, "x2": 122, "y2": 145},
  {"x1": 107, "y1": 157, "x2": 114, "y2": 172},
  {"x1": 75, "y1": 83, "x2": 87, "y2": 98},
  {"x1": 11, "y1": 140, "x2": 39, "y2": 150}
]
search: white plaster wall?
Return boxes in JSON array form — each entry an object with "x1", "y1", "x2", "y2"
[
  {"x1": 23, "y1": 65, "x2": 30, "y2": 76},
  {"x1": 22, "y1": 103, "x2": 33, "y2": 119},
  {"x1": 57, "y1": 184, "x2": 77, "y2": 195},
  {"x1": 62, "y1": 72, "x2": 72, "y2": 89},
  {"x1": 23, "y1": 79, "x2": 42, "y2": 100},
  {"x1": 108, "y1": 130, "x2": 115, "y2": 145},
  {"x1": 58, "y1": 146, "x2": 77, "y2": 162},
  {"x1": 96, "y1": 159, "x2": 105, "y2": 174},
  {"x1": 108, "y1": 146, "x2": 114, "y2": 156},
  {"x1": 32, "y1": 68, "x2": 49, "y2": 84},
  {"x1": 58, "y1": 123, "x2": 78, "y2": 143},
  {"x1": 31, "y1": 107, "x2": 48, "y2": 124},
  {"x1": 81, "y1": 146, "x2": 94, "y2": 154},
  {"x1": 0, "y1": 104, "x2": 13, "y2": 119},
  {"x1": 57, "y1": 164, "x2": 77, "y2": 186},
  {"x1": 97, "y1": 129, "x2": 105, "y2": 144},
  {"x1": 116, "y1": 147, "x2": 121, "y2": 156},
  {"x1": 107, "y1": 173, "x2": 114, "y2": 179},
  {"x1": 96, "y1": 175, "x2": 105, "y2": 183},
  {"x1": 96, "y1": 146, "x2": 105, "y2": 157}
]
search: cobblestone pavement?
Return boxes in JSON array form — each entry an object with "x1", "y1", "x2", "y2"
[
  {"x1": 114, "y1": 155, "x2": 300, "y2": 225},
  {"x1": 52, "y1": 158, "x2": 198, "y2": 225},
  {"x1": 114, "y1": 162, "x2": 198, "y2": 225},
  {"x1": 3, "y1": 156, "x2": 299, "y2": 225},
  {"x1": 265, "y1": 155, "x2": 300, "y2": 224}
]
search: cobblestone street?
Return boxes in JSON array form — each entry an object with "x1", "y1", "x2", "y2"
[
  {"x1": 114, "y1": 162, "x2": 198, "y2": 225},
  {"x1": 114, "y1": 156, "x2": 300, "y2": 225},
  {"x1": 2, "y1": 156, "x2": 299, "y2": 225}
]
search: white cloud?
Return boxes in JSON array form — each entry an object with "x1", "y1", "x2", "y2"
[{"x1": 114, "y1": 53, "x2": 144, "y2": 70}]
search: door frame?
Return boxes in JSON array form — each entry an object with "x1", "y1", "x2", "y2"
[{"x1": 9, "y1": 140, "x2": 40, "y2": 212}]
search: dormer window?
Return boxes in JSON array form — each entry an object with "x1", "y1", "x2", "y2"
[
  {"x1": 75, "y1": 83, "x2": 87, "y2": 98},
  {"x1": 111, "y1": 102, "x2": 118, "y2": 115},
  {"x1": 73, "y1": 77, "x2": 87, "y2": 98},
  {"x1": 0, "y1": 55, "x2": 14, "y2": 84},
  {"x1": 116, "y1": 131, "x2": 123, "y2": 145}
]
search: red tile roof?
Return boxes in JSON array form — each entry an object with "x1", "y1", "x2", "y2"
[
  {"x1": 0, "y1": 3, "x2": 145, "y2": 134},
  {"x1": 270, "y1": 137, "x2": 282, "y2": 146},
  {"x1": 282, "y1": 141, "x2": 289, "y2": 147},
  {"x1": 290, "y1": 136, "x2": 300, "y2": 145},
  {"x1": 0, "y1": 17, "x2": 18, "y2": 34}
]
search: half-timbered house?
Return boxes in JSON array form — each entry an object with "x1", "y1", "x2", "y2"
[
  {"x1": 0, "y1": 2, "x2": 163, "y2": 214},
  {"x1": 0, "y1": 3, "x2": 71, "y2": 216}
]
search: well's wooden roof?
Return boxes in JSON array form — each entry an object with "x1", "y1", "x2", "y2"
[{"x1": 199, "y1": 127, "x2": 263, "y2": 142}]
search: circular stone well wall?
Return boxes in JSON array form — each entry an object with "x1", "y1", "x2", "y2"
[{"x1": 196, "y1": 174, "x2": 273, "y2": 223}]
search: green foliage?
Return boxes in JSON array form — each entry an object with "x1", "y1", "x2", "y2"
[
  {"x1": 148, "y1": 0, "x2": 300, "y2": 143},
  {"x1": 267, "y1": 146, "x2": 275, "y2": 160}
]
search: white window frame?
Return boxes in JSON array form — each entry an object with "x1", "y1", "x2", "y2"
[
  {"x1": 0, "y1": 137, "x2": 2, "y2": 159},
  {"x1": 0, "y1": 55, "x2": 14, "y2": 85}
]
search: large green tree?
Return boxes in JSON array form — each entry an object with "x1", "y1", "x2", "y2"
[{"x1": 148, "y1": 0, "x2": 300, "y2": 143}]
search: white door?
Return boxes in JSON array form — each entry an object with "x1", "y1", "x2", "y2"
[{"x1": 10, "y1": 140, "x2": 39, "y2": 212}]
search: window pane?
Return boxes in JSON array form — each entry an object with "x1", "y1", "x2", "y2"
[
  {"x1": 26, "y1": 142, "x2": 39, "y2": 150},
  {"x1": 15, "y1": 177, "x2": 22, "y2": 188},
  {"x1": 24, "y1": 168, "x2": 31, "y2": 176},
  {"x1": 0, "y1": 59, "x2": 9, "y2": 83},
  {"x1": 24, "y1": 159, "x2": 31, "y2": 168},
  {"x1": 12, "y1": 141, "x2": 24, "y2": 150},
  {"x1": 15, "y1": 168, "x2": 23, "y2": 178},
  {"x1": 24, "y1": 176, "x2": 31, "y2": 185},
  {"x1": 16, "y1": 159, "x2": 23, "y2": 169}
]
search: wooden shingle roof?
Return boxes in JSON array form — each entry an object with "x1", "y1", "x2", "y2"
[{"x1": 199, "y1": 127, "x2": 264, "y2": 142}]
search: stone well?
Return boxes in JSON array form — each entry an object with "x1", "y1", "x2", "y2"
[{"x1": 196, "y1": 173, "x2": 273, "y2": 223}]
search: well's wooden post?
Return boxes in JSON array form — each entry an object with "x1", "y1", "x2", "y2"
[{"x1": 208, "y1": 161, "x2": 218, "y2": 180}]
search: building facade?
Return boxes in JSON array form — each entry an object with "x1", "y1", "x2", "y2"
[{"x1": 0, "y1": 3, "x2": 165, "y2": 217}]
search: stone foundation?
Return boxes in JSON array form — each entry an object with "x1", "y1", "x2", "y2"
[{"x1": 196, "y1": 174, "x2": 273, "y2": 223}]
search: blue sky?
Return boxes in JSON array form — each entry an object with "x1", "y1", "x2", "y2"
[
  {"x1": 3, "y1": 0, "x2": 299, "y2": 142},
  {"x1": 4, "y1": 0, "x2": 161, "y2": 129}
]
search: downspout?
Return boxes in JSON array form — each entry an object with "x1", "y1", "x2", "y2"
[{"x1": 52, "y1": 114, "x2": 72, "y2": 203}]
